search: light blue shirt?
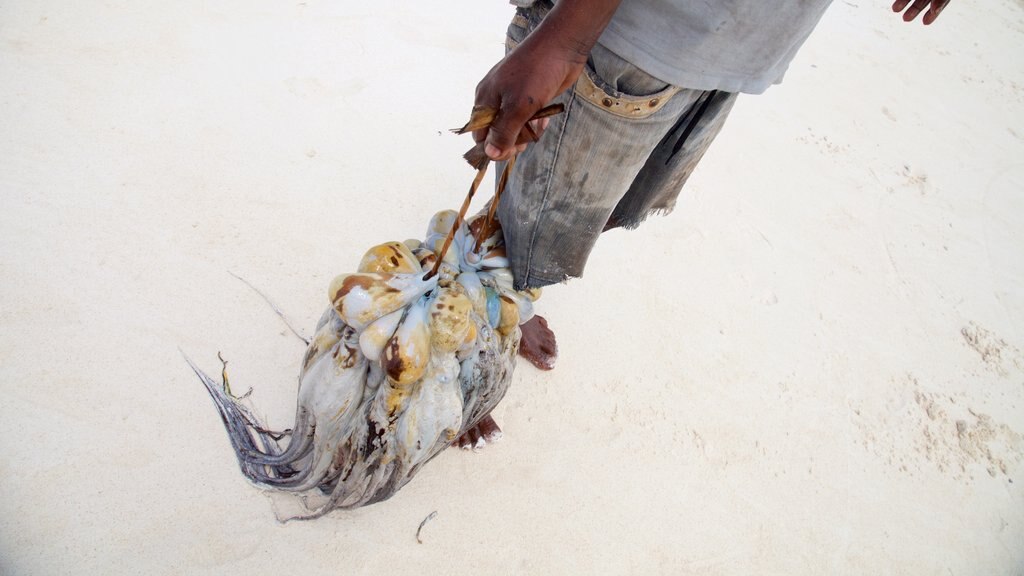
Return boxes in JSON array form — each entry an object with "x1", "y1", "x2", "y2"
[{"x1": 596, "y1": 0, "x2": 834, "y2": 93}]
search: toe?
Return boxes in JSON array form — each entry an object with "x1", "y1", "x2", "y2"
[
  {"x1": 453, "y1": 414, "x2": 505, "y2": 452},
  {"x1": 477, "y1": 414, "x2": 503, "y2": 443}
]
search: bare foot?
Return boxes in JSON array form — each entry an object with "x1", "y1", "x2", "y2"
[
  {"x1": 456, "y1": 414, "x2": 503, "y2": 451},
  {"x1": 519, "y1": 315, "x2": 557, "y2": 370}
]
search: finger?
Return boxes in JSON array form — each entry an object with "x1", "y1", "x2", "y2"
[
  {"x1": 510, "y1": 115, "x2": 554, "y2": 150},
  {"x1": 485, "y1": 98, "x2": 538, "y2": 160},
  {"x1": 526, "y1": 117, "x2": 550, "y2": 140},
  {"x1": 475, "y1": 106, "x2": 554, "y2": 146},
  {"x1": 892, "y1": 0, "x2": 911, "y2": 12},
  {"x1": 485, "y1": 119, "x2": 540, "y2": 154},
  {"x1": 923, "y1": 0, "x2": 949, "y2": 24},
  {"x1": 471, "y1": 73, "x2": 503, "y2": 145},
  {"x1": 902, "y1": 0, "x2": 930, "y2": 21},
  {"x1": 514, "y1": 125, "x2": 540, "y2": 148}
]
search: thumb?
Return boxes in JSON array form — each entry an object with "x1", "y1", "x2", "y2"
[{"x1": 485, "y1": 99, "x2": 536, "y2": 160}]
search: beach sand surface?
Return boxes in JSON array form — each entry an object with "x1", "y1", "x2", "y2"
[{"x1": 1, "y1": 0, "x2": 1022, "y2": 574}]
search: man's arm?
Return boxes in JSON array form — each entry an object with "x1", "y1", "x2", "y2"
[{"x1": 473, "y1": 0, "x2": 623, "y2": 161}]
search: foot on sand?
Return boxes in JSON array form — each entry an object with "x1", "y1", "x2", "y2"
[
  {"x1": 456, "y1": 414, "x2": 503, "y2": 451},
  {"x1": 518, "y1": 315, "x2": 557, "y2": 370}
]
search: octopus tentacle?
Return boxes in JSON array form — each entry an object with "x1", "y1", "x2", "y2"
[
  {"x1": 239, "y1": 415, "x2": 313, "y2": 466},
  {"x1": 183, "y1": 352, "x2": 286, "y2": 470}
]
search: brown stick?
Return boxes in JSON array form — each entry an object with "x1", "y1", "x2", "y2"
[
  {"x1": 476, "y1": 153, "x2": 517, "y2": 251},
  {"x1": 425, "y1": 162, "x2": 491, "y2": 280},
  {"x1": 450, "y1": 103, "x2": 564, "y2": 135}
]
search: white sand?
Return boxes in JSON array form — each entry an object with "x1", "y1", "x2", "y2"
[{"x1": 2, "y1": 0, "x2": 1022, "y2": 573}]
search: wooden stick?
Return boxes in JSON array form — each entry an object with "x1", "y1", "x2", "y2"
[
  {"x1": 425, "y1": 161, "x2": 490, "y2": 280},
  {"x1": 476, "y1": 153, "x2": 517, "y2": 251},
  {"x1": 450, "y1": 103, "x2": 564, "y2": 135}
]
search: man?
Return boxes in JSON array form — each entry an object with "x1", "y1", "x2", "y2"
[{"x1": 456, "y1": 0, "x2": 950, "y2": 448}]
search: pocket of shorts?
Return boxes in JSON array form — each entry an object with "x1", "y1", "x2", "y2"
[
  {"x1": 575, "y1": 66, "x2": 681, "y2": 120},
  {"x1": 505, "y1": 3, "x2": 549, "y2": 53},
  {"x1": 574, "y1": 43, "x2": 681, "y2": 119}
]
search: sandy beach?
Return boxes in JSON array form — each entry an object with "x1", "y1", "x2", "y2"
[{"x1": 2, "y1": 0, "x2": 1022, "y2": 573}]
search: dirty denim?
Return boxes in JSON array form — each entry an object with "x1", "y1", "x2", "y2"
[{"x1": 496, "y1": 0, "x2": 738, "y2": 289}]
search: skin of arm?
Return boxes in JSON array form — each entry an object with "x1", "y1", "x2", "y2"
[{"x1": 473, "y1": 0, "x2": 623, "y2": 161}]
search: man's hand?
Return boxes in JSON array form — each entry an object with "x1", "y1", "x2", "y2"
[
  {"x1": 474, "y1": 0, "x2": 623, "y2": 161},
  {"x1": 892, "y1": 0, "x2": 950, "y2": 24},
  {"x1": 473, "y1": 36, "x2": 582, "y2": 161}
]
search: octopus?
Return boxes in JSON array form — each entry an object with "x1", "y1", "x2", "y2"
[{"x1": 187, "y1": 208, "x2": 539, "y2": 520}]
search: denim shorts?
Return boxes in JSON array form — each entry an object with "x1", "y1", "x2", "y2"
[{"x1": 495, "y1": 0, "x2": 738, "y2": 289}]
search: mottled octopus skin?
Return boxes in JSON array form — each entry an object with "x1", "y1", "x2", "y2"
[{"x1": 190, "y1": 210, "x2": 535, "y2": 519}]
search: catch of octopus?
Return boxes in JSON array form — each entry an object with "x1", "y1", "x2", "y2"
[{"x1": 187, "y1": 208, "x2": 538, "y2": 519}]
